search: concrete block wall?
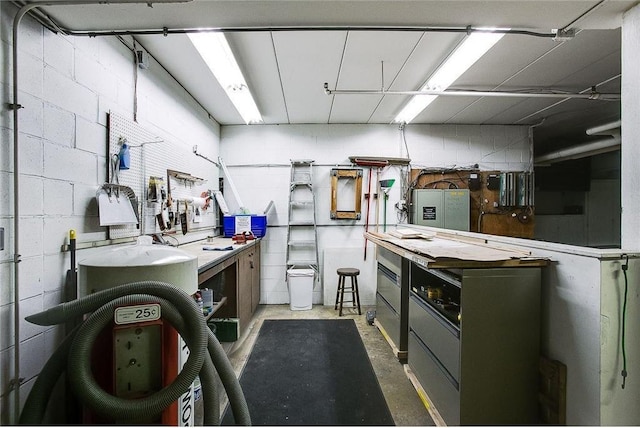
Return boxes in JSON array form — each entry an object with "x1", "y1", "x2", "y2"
[
  {"x1": 220, "y1": 123, "x2": 531, "y2": 306},
  {"x1": 0, "y1": 4, "x2": 221, "y2": 423},
  {"x1": 535, "y1": 178, "x2": 621, "y2": 247}
]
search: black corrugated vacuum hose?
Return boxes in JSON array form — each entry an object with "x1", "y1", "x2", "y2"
[{"x1": 19, "y1": 281, "x2": 251, "y2": 425}]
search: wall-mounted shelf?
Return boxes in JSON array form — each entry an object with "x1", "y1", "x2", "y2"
[
  {"x1": 349, "y1": 156, "x2": 411, "y2": 166},
  {"x1": 168, "y1": 169, "x2": 206, "y2": 185}
]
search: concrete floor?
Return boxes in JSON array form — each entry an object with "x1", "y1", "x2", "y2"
[{"x1": 221, "y1": 304, "x2": 435, "y2": 426}]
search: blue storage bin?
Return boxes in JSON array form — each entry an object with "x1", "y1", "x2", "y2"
[{"x1": 223, "y1": 215, "x2": 267, "y2": 237}]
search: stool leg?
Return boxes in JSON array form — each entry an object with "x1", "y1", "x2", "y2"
[
  {"x1": 354, "y1": 276, "x2": 361, "y2": 315},
  {"x1": 338, "y1": 276, "x2": 345, "y2": 316},
  {"x1": 350, "y1": 277, "x2": 356, "y2": 308},
  {"x1": 334, "y1": 275, "x2": 341, "y2": 310}
]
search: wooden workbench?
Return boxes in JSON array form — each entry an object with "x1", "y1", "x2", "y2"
[
  {"x1": 180, "y1": 237, "x2": 261, "y2": 335},
  {"x1": 368, "y1": 228, "x2": 548, "y2": 425}
]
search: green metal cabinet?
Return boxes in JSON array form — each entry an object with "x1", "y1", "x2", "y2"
[
  {"x1": 375, "y1": 247, "x2": 409, "y2": 362},
  {"x1": 407, "y1": 265, "x2": 541, "y2": 425}
]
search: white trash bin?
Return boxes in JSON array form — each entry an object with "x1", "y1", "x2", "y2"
[{"x1": 287, "y1": 268, "x2": 315, "y2": 311}]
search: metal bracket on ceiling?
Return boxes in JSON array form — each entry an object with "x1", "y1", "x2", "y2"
[
  {"x1": 553, "y1": 28, "x2": 576, "y2": 42},
  {"x1": 589, "y1": 86, "x2": 601, "y2": 100}
]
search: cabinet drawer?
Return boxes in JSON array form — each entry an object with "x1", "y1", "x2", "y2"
[
  {"x1": 408, "y1": 330, "x2": 460, "y2": 426},
  {"x1": 409, "y1": 294, "x2": 460, "y2": 381},
  {"x1": 376, "y1": 293, "x2": 401, "y2": 349},
  {"x1": 377, "y1": 247, "x2": 402, "y2": 276},
  {"x1": 377, "y1": 264, "x2": 401, "y2": 312}
]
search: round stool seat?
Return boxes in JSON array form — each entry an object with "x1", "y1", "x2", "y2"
[{"x1": 337, "y1": 268, "x2": 360, "y2": 277}]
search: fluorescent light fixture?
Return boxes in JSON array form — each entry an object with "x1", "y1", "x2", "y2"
[
  {"x1": 394, "y1": 28, "x2": 508, "y2": 124},
  {"x1": 188, "y1": 32, "x2": 262, "y2": 124}
]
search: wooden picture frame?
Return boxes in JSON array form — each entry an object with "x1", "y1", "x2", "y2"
[{"x1": 330, "y1": 168, "x2": 363, "y2": 220}]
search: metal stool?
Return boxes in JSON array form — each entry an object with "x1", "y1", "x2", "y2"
[{"x1": 334, "y1": 268, "x2": 361, "y2": 316}]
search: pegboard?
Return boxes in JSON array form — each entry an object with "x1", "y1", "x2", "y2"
[{"x1": 107, "y1": 111, "x2": 218, "y2": 239}]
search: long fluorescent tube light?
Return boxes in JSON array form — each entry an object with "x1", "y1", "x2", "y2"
[
  {"x1": 394, "y1": 29, "x2": 507, "y2": 124},
  {"x1": 188, "y1": 32, "x2": 262, "y2": 124}
]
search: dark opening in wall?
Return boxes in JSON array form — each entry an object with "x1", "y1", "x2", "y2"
[{"x1": 535, "y1": 158, "x2": 591, "y2": 192}]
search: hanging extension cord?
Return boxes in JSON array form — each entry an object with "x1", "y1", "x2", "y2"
[{"x1": 621, "y1": 254, "x2": 629, "y2": 389}]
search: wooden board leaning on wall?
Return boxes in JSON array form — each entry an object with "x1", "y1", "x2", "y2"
[{"x1": 409, "y1": 169, "x2": 535, "y2": 239}]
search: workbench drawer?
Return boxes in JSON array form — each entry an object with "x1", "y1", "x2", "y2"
[
  {"x1": 376, "y1": 293, "x2": 401, "y2": 350},
  {"x1": 377, "y1": 247, "x2": 402, "y2": 276},
  {"x1": 408, "y1": 329, "x2": 460, "y2": 426},
  {"x1": 377, "y1": 264, "x2": 401, "y2": 313},
  {"x1": 409, "y1": 293, "x2": 460, "y2": 381}
]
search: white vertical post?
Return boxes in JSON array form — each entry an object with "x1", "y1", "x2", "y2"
[
  {"x1": 622, "y1": 4, "x2": 640, "y2": 250},
  {"x1": 218, "y1": 157, "x2": 245, "y2": 213}
]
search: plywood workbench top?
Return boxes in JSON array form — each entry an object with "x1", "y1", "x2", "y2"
[{"x1": 366, "y1": 230, "x2": 549, "y2": 269}]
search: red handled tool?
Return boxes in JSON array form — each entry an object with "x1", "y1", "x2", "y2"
[{"x1": 352, "y1": 159, "x2": 388, "y2": 259}]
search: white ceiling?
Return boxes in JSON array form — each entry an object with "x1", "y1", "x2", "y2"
[{"x1": 31, "y1": 0, "x2": 637, "y2": 155}]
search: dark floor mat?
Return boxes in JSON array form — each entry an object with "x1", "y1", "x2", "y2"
[{"x1": 222, "y1": 319, "x2": 395, "y2": 426}]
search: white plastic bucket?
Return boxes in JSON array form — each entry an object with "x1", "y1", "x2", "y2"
[{"x1": 287, "y1": 268, "x2": 315, "y2": 311}]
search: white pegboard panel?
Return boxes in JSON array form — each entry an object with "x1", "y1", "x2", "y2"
[{"x1": 107, "y1": 111, "x2": 218, "y2": 239}]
